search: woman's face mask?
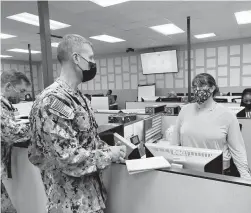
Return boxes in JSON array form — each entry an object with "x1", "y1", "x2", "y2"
[{"x1": 193, "y1": 86, "x2": 213, "y2": 105}]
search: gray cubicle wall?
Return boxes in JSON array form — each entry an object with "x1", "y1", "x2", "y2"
[{"x1": 104, "y1": 164, "x2": 251, "y2": 213}]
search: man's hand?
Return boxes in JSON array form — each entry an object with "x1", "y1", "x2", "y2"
[{"x1": 109, "y1": 145, "x2": 126, "y2": 163}]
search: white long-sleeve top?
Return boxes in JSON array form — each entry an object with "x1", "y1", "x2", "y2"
[{"x1": 171, "y1": 102, "x2": 251, "y2": 178}]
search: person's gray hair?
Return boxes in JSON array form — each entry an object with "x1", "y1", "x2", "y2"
[
  {"x1": 57, "y1": 34, "x2": 93, "y2": 64},
  {"x1": 1, "y1": 69, "x2": 31, "y2": 86}
]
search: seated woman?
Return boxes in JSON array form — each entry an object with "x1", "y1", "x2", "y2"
[
  {"x1": 171, "y1": 73, "x2": 250, "y2": 179},
  {"x1": 237, "y1": 88, "x2": 251, "y2": 118}
]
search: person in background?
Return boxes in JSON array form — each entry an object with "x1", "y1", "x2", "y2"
[
  {"x1": 24, "y1": 93, "x2": 33, "y2": 101},
  {"x1": 237, "y1": 88, "x2": 251, "y2": 118},
  {"x1": 28, "y1": 34, "x2": 126, "y2": 213},
  {"x1": 171, "y1": 73, "x2": 251, "y2": 179},
  {"x1": 1, "y1": 70, "x2": 31, "y2": 213},
  {"x1": 167, "y1": 90, "x2": 177, "y2": 98},
  {"x1": 106, "y1": 89, "x2": 116, "y2": 105}
]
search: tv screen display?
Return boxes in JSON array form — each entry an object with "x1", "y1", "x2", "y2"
[{"x1": 141, "y1": 50, "x2": 178, "y2": 74}]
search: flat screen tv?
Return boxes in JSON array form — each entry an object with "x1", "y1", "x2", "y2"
[{"x1": 141, "y1": 50, "x2": 178, "y2": 74}]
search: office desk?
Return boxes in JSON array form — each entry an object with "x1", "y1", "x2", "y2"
[
  {"x1": 215, "y1": 96, "x2": 241, "y2": 103},
  {"x1": 104, "y1": 164, "x2": 251, "y2": 213}
]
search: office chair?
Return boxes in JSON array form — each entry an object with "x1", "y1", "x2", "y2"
[
  {"x1": 177, "y1": 93, "x2": 184, "y2": 96},
  {"x1": 114, "y1": 95, "x2": 117, "y2": 101},
  {"x1": 161, "y1": 97, "x2": 182, "y2": 102}
]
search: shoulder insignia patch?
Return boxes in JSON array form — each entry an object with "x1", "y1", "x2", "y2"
[{"x1": 50, "y1": 98, "x2": 73, "y2": 118}]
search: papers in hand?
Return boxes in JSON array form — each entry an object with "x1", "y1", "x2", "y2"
[
  {"x1": 125, "y1": 156, "x2": 171, "y2": 175},
  {"x1": 114, "y1": 133, "x2": 137, "y2": 159}
]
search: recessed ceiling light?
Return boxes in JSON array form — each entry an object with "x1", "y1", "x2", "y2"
[
  {"x1": 235, "y1": 10, "x2": 251, "y2": 25},
  {"x1": 90, "y1": 0, "x2": 131, "y2": 7},
  {"x1": 90, "y1": 34, "x2": 125, "y2": 43},
  {"x1": 0, "y1": 55, "x2": 13, "y2": 58},
  {"x1": 0, "y1": 33, "x2": 17, "y2": 39},
  {"x1": 51, "y1": 42, "x2": 59, "y2": 47},
  {"x1": 7, "y1": 12, "x2": 71, "y2": 30},
  {"x1": 150, "y1": 23, "x2": 185, "y2": 35},
  {"x1": 7, "y1": 49, "x2": 41, "y2": 54},
  {"x1": 194, "y1": 33, "x2": 216, "y2": 39}
]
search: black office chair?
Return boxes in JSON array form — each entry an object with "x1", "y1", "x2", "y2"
[
  {"x1": 214, "y1": 98, "x2": 228, "y2": 103},
  {"x1": 114, "y1": 95, "x2": 117, "y2": 101}
]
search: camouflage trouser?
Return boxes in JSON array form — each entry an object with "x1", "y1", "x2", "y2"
[{"x1": 1, "y1": 182, "x2": 17, "y2": 213}]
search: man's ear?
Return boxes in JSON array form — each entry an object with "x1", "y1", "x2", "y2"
[{"x1": 72, "y1": 53, "x2": 79, "y2": 64}]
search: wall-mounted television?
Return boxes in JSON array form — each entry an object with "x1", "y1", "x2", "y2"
[{"x1": 140, "y1": 50, "x2": 178, "y2": 74}]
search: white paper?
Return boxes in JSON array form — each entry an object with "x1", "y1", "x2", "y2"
[
  {"x1": 207, "y1": 59, "x2": 216, "y2": 68},
  {"x1": 242, "y1": 77, "x2": 251, "y2": 86},
  {"x1": 165, "y1": 73, "x2": 174, "y2": 88},
  {"x1": 218, "y1": 77, "x2": 228, "y2": 87},
  {"x1": 230, "y1": 68, "x2": 240, "y2": 86},
  {"x1": 130, "y1": 65, "x2": 137, "y2": 73},
  {"x1": 243, "y1": 65, "x2": 251, "y2": 75},
  {"x1": 230, "y1": 45, "x2": 240, "y2": 56},
  {"x1": 230, "y1": 57, "x2": 240, "y2": 67},
  {"x1": 131, "y1": 75, "x2": 138, "y2": 89},
  {"x1": 243, "y1": 44, "x2": 251, "y2": 63},
  {"x1": 195, "y1": 49, "x2": 205, "y2": 66},
  {"x1": 116, "y1": 75, "x2": 122, "y2": 89},
  {"x1": 218, "y1": 67, "x2": 228, "y2": 77},
  {"x1": 206, "y1": 48, "x2": 216, "y2": 57},
  {"x1": 126, "y1": 156, "x2": 171, "y2": 174}
]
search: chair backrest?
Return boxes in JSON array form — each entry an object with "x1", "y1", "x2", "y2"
[
  {"x1": 177, "y1": 93, "x2": 184, "y2": 96},
  {"x1": 114, "y1": 95, "x2": 117, "y2": 101},
  {"x1": 232, "y1": 93, "x2": 242, "y2": 96}
]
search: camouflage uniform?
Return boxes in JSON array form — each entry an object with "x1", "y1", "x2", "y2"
[
  {"x1": 1, "y1": 97, "x2": 30, "y2": 213},
  {"x1": 28, "y1": 79, "x2": 112, "y2": 213}
]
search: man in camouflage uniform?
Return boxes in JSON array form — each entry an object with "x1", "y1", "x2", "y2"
[
  {"x1": 1, "y1": 70, "x2": 31, "y2": 213},
  {"x1": 28, "y1": 34, "x2": 126, "y2": 213}
]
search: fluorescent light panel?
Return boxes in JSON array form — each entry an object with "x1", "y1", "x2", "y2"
[
  {"x1": 194, "y1": 33, "x2": 216, "y2": 39},
  {"x1": 150, "y1": 23, "x2": 184, "y2": 35},
  {"x1": 90, "y1": 34, "x2": 125, "y2": 43},
  {"x1": 235, "y1": 10, "x2": 251, "y2": 24},
  {"x1": 7, "y1": 49, "x2": 41, "y2": 54},
  {"x1": 90, "y1": 0, "x2": 131, "y2": 7},
  {"x1": 0, "y1": 55, "x2": 13, "y2": 58},
  {"x1": 0, "y1": 33, "x2": 17, "y2": 39},
  {"x1": 7, "y1": 12, "x2": 71, "y2": 30},
  {"x1": 51, "y1": 42, "x2": 59, "y2": 47}
]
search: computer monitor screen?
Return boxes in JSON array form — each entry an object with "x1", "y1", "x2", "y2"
[{"x1": 145, "y1": 143, "x2": 223, "y2": 174}]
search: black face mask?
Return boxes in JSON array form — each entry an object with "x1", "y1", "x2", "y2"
[{"x1": 77, "y1": 55, "x2": 97, "y2": 82}]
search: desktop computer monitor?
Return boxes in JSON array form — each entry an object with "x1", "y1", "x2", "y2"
[{"x1": 145, "y1": 142, "x2": 223, "y2": 174}]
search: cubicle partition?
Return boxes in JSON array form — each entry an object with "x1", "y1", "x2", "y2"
[
  {"x1": 125, "y1": 101, "x2": 185, "y2": 109},
  {"x1": 104, "y1": 164, "x2": 251, "y2": 213}
]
